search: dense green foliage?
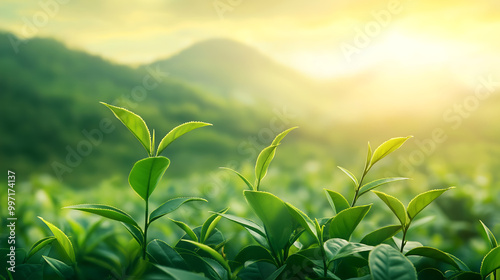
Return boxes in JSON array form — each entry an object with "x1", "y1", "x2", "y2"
[
  {"x1": 1, "y1": 31, "x2": 500, "y2": 279},
  {"x1": 3, "y1": 105, "x2": 498, "y2": 279}
]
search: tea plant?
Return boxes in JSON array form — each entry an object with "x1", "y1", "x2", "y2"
[
  {"x1": 7, "y1": 102, "x2": 500, "y2": 280},
  {"x1": 66, "y1": 102, "x2": 210, "y2": 261}
]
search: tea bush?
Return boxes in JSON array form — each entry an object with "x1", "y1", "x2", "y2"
[{"x1": 3, "y1": 103, "x2": 499, "y2": 280}]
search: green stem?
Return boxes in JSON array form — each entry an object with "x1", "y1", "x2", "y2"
[
  {"x1": 143, "y1": 199, "x2": 149, "y2": 260},
  {"x1": 351, "y1": 171, "x2": 368, "y2": 207},
  {"x1": 320, "y1": 240, "x2": 328, "y2": 277},
  {"x1": 400, "y1": 227, "x2": 408, "y2": 253}
]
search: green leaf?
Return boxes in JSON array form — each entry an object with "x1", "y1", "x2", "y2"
[
  {"x1": 338, "y1": 166, "x2": 359, "y2": 187},
  {"x1": 445, "y1": 271, "x2": 481, "y2": 280},
  {"x1": 64, "y1": 204, "x2": 140, "y2": 229},
  {"x1": 407, "y1": 188, "x2": 454, "y2": 221},
  {"x1": 238, "y1": 261, "x2": 277, "y2": 280},
  {"x1": 479, "y1": 220, "x2": 498, "y2": 249},
  {"x1": 215, "y1": 213, "x2": 266, "y2": 237},
  {"x1": 281, "y1": 254, "x2": 317, "y2": 279},
  {"x1": 121, "y1": 222, "x2": 144, "y2": 246},
  {"x1": 364, "y1": 142, "x2": 372, "y2": 172},
  {"x1": 25, "y1": 236, "x2": 56, "y2": 260},
  {"x1": 147, "y1": 239, "x2": 188, "y2": 269},
  {"x1": 156, "y1": 121, "x2": 212, "y2": 156},
  {"x1": 329, "y1": 204, "x2": 371, "y2": 240},
  {"x1": 254, "y1": 145, "x2": 278, "y2": 189},
  {"x1": 244, "y1": 191, "x2": 296, "y2": 253},
  {"x1": 181, "y1": 240, "x2": 231, "y2": 275},
  {"x1": 170, "y1": 219, "x2": 198, "y2": 242},
  {"x1": 154, "y1": 265, "x2": 209, "y2": 280},
  {"x1": 417, "y1": 268, "x2": 445, "y2": 280},
  {"x1": 235, "y1": 245, "x2": 275, "y2": 266},
  {"x1": 360, "y1": 225, "x2": 402, "y2": 246},
  {"x1": 201, "y1": 207, "x2": 229, "y2": 244},
  {"x1": 128, "y1": 156, "x2": 170, "y2": 201},
  {"x1": 220, "y1": 167, "x2": 253, "y2": 190},
  {"x1": 369, "y1": 244, "x2": 417, "y2": 280},
  {"x1": 369, "y1": 136, "x2": 412, "y2": 169},
  {"x1": 101, "y1": 102, "x2": 151, "y2": 155},
  {"x1": 447, "y1": 253, "x2": 471, "y2": 272},
  {"x1": 324, "y1": 189, "x2": 350, "y2": 215},
  {"x1": 42, "y1": 256, "x2": 74, "y2": 279},
  {"x1": 324, "y1": 239, "x2": 373, "y2": 264},
  {"x1": 271, "y1": 126, "x2": 297, "y2": 146},
  {"x1": 481, "y1": 246, "x2": 500, "y2": 279},
  {"x1": 405, "y1": 246, "x2": 461, "y2": 270},
  {"x1": 285, "y1": 203, "x2": 317, "y2": 241},
  {"x1": 150, "y1": 197, "x2": 207, "y2": 224},
  {"x1": 358, "y1": 177, "x2": 409, "y2": 197},
  {"x1": 38, "y1": 217, "x2": 75, "y2": 264},
  {"x1": 372, "y1": 191, "x2": 407, "y2": 225}
]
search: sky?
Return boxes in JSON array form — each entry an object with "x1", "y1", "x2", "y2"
[{"x1": 1, "y1": 0, "x2": 499, "y2": 79}]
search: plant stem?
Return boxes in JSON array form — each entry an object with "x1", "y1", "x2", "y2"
[
  {"x1": 351, "y1": 171, "x2": 367, "y2": 207},
  {"x1": 400, "y1": 227, "x2": 408, "y2": 253},
  {"x1": 143, "y1": 199, "x2": 149, "y2": 260},
  {"x1": 320, "y1": 241, "x2": 328, "y2": 277}
]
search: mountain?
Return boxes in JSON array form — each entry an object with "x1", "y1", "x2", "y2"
[
  {"x1": 147, "y1": 38, "x2": 319, "y2": 114},
  {"x1": 0, "y1": 33, "x2": 301, "y2": 188}
]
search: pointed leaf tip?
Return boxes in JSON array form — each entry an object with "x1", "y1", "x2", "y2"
[
  {"x1": 101, "y1": 102, "x2": 152, "y2": 155},
  {"x1": 369, "y1": 136, "x2": 413, "y2": 169},
  {"x1": 157, "y1": 121, "x2": 212, "y2": 156}
]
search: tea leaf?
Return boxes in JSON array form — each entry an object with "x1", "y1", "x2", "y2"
[
  {"x1": 407, "y1": 188, "x2": 454, "y2": 221},
  {"x1": 26, "y1": 236, "x2": 56, "y2": 260},
  {"x1": 42, "y1": 256, "x2": 74, "y2": 279},
  {"x1": 358, "y1": 177, "x2": 409, "y2": 197},
  {"x1": 201, "y1": 207, "x2": 229, "y2": 244},
  {"x1": 338, "y1": 166, "x2": 359, "y2": 187},
  {"x1": 38, "y1": 217, "x2": 76, "y2": 264},
  {"x1": 285, "y1": 202, "x2": 317, "y2": 240},
  {"x1": 181, "y1": 240, "x2": 231, "y2": 275},
  {"x1": 156, "y1": 121, "x2": 212, "y2": 156},
  {"x1": 271, "y1": 126, "x2": 297, "y2": 146},
  {"x1": 479, "y1": 220, "x2": 498, "y2": 249},
  {"x1": 234, "y1": 245, "x2": 275, "y2": 266},
  {"x1": 220, "y1": 167, "x2": 253, "y2": 190},
  {"x1": 121, "y1": 222, "x2": 144, "y2": 246},
  {"x1": 324, "y1": 239, "x2": 373, "y2": 264},
  {"x1": 324, "y1": 189, "x2": 350, "y2": 214},
  {"x1": 417, "y1": 268, "x2": 444, "y2": 280},
  {"x1": 128, "y1": 156, "x2": 170, "y2": 201},
  {"x1": 170, "y1": 219, "x2": 198, "y2": 242},
  {"x1": 155, "y1": 265, "x2": 209, "y2": 280},
  {"x1": 215, "y1": 213, "x2": 266, "y2": 237},
  {"x1": 101, "y1": 102, "x2": 151, "y2": 155},
  {"x1": 405, "y1": 246, "x2": 461, "y2": 270},
  {"x1": 369, "y1": 244, "x2": 417, "y2": 280},
  {"x1": 369, "y1": 136, "x2": 412, "y2": 169},
  {"x1": 147, "y1": 239, "x2": 188, "y2": 270},
  {"x1": 372, "y1": 191, "x2": 407, "y2": 225},
  {"x1": 254, "y1": 145, "x2": 278, "y2": 189},
  {"x1": 329, "y1": 204, "x2": 371, "y2": 240},
  {"x1": 360, "y1": 225, "x2": 402, "y2": 246},
  {"x1": 244, "y1": 191, "x2": 296, "y2": 253},
  {"x1": 364, "y1": 142, "x2": 372, "y2": 172},
  {"x1": 65, "y1": 204, "x2": 140, "y2": 229},
  {"x1": 237, "y1": 261, "x2": 277, "y2": 280},
  {"x1": 480, "y1": 246, "x2": 500, "y2": 279},
  {"x1": 149, "y1": 197, "x2": 207, "y2": 224}
]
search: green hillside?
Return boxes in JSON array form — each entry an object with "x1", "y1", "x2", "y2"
[{"x1": 0, "y1": 32, "x2": 304, "y2": 188}]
